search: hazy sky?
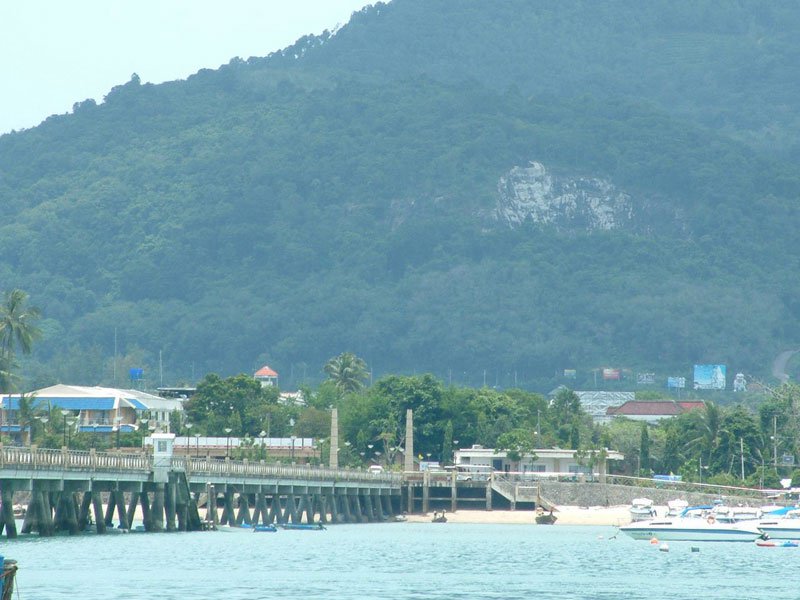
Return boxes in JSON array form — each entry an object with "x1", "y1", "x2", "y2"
[{"x1": 0, "y1": 1, "x2": 372, "y2": 135}]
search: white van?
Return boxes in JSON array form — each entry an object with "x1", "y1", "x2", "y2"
[{"x1": 368, "y1": 465, "x2": 384, "y2": 475}]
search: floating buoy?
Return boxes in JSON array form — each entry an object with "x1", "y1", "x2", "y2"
[
  {"x1": 691, "y1": 547, "x2": 700, "y2": 553},
  {"x1": 659, "y1": 543, "x2": 670, "y2": 552},
  {"x1": 649, "y1": 537, "x2": 659, "y2": 545}
]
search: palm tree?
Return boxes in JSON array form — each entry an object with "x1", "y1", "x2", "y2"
[
  {"x1": 0, "y1": 289, "x2": 41, "y2": 393},
  {"x1": 323, "y1": 352, "x2": 369, "y2": 395}
]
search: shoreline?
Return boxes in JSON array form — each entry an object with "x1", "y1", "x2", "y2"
[{"x1": 404, "y1": 506, "x2": 633, "y2": 526}]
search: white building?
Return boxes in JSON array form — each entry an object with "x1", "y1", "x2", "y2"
[{"x1": 454, "y1": 444, "x2": 624, "y2": 474}]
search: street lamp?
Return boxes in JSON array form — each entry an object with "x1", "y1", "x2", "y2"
[
  {"x1": 114, "y1": 416, "x2": 122, "y2": 449},
  {"x1": 185, "y1": 423, "x2": 193, "y2": 456},
  {"x1": 66, "y1": 418, "x2": 75, "y2": 449},
  {"x1": 224, "y1": 427, "x2": 232, "y2": 458},
  {"x1": 259, "y1": 430, "x2": 267, "y2": 460},
  {"x1": 194, "y1": 432, "x2": 200, "y2": 458},
  {"x1": 290, "y1": 435, "x2": 296, "y2": 463},
  {"x1": 91, "y1": 423, "x2": 98, "y2": 448}
]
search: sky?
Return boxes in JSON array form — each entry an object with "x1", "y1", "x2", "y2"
[{"x1": 0, "y1": 1, "x2": 372, "y2": 135}]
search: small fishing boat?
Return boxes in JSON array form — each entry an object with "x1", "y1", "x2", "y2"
[
  {"x1": 280, "y1": 523, "x2": 326, "y2": 530},
  {"x1": 253, "y1": 524, "x2": 278, "y2": 532},
  {"x1": 432, "y1": 510, "x2": 447, "y2": 523},
  {"x1": 535, "y1": 508, "x2": 557, "y2": 525},
  {"x1": 756, "y1": 539, "x2": 799, "y2": 548}
]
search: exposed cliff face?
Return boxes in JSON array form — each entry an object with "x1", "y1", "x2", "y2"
[{"x1": 494, "y1": 162, "x2": 633, "y2": 231}]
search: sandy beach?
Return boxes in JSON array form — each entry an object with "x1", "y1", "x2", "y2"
[{"x1": 404, "y1": 506, "x2": 633, "y2": 526}]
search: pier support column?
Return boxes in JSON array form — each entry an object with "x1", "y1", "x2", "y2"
[
  {"x1": 267, "y1": 495, "x2": 281, "y2": 524},
  {"x1": 381, "y1": 495, "x2": 393, "y2": 519},
  {"x1": 235, "y1": 494, "x2": 252, "y2": 525},
  {"x1": 151, "y1": 488, "x2": 165, "y2": 532},
  {"x1": 126, "y1": 492, "x2": 138, "y2": 529},
  {"x1": 325, "y1": 494, "x2": 338, "y2": 524},
  {"x1": 78, "y1": 492, "x2": 92, "y2": 531},
  {"x1": 220, "y1": 490, "x2": 235, "y2": 526},
  {"x1": 339, "y1": 494, "x2": 352, "y2": 523},
  {"x1": 164, "y1": 483, "x2": 177, "y2": 531},
  {"x1": 422, "y1": 471, "x2": 430, "y2": 514},
  {"x1": 485, "y1": 478, "x2": 492, "y2": 511},
  {"x1": 362, "y1": 494, "x2": 375, "y2": 522},
  {"x1": 140, "y1": 492, "x2": 153, "y2": 532},
  {"x1": 91, "y1": 493, "x2": 107, "y2": 534},
  {"x1": 206, "y1": 484, "x2": 218, "y2": 526},
  {"x1": 0, "y1": 487, "x2": 17, "y2": 538},
  {"x1": 451, "y1": 471, "x2": 458, "y2": 512}
]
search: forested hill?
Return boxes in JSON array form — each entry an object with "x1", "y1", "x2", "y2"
[{"x1": 1, "y1": 1, "x2": 799, "y2": 391}]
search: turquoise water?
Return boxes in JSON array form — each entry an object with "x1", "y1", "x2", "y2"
[{"x1": 3, "y1": 523, "x2": 798, "y2": 599}]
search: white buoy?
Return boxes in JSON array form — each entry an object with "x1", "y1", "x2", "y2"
[{"x1": 659, "y1": 543, "x2": 670, "y2": 552}]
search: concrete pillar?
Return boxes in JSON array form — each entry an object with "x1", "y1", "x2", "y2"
[
  {"x1": 139, "y1": 492, "x2": 152, "y2": 532},
  {"x1": 126, "y1": 492, "x2": 138, "y2": 529},
  {"x1": 340, "y1": 494, "x2": 352, "y2": 523},
  {"x1": 451, "y1": 470, "x2": 458, "y2": 512},
  {"x1": 404, "y1": 409, "x2": 414, "y2": 473},
  {"x1": 1, "y1": 487, "x2": 17, "y2": 538},
  {"x1": 220, "y1": 490, "x2": 235, "y2": 526},
  {"x1": 362, "y1": 494, "x2": 375, "y2": 522},
  {"x1": 486, "y1": 474, "x2": 493, "y2": 511},
  {"x1": 235, "y1": 494, "x2": 252, "y2": 525},
  {"x1": 381, "y1": 495, "x2": 393, "y2": 519},
  {"x1": 406, "y1": 484, "x2": 414, "y2": 514},
  {"x1": 207, "y1": 484, "x2": 218, "y2": 525},
  {"x1": 164, "y1": 484, "x2": 177, "y2": 531},
  {"x1": 325, "y1": 494, "x2": 338, "y2": 523},
  {"x1": 152, "y1": 488, "x2": 166, "y2": 532},
  {"x1": 267, "y1": 495, "x2": 281, "y2": 524},
  {"x1": 104, "y1": 491, "x2": 116, "y2": 527},
  {"x1": 92, "y1": 493, "x2": 107, "y2": 534},
  {"x1": 422, "y1": 470, "x2": 430, "y2": 513},
  {"x1": 330, "y1": 408, "x2": 339, "y2": 470},
  {"x1": 79, "y1": 492, "x2": 93, "y2": 531}
]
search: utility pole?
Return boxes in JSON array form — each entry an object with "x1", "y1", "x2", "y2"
[
  {"x1": 740, "y1": 437, "x2": 745, "y2": 481},
  {"x1": 774, "y1": 414, "x2": 778, "y2": 467}
]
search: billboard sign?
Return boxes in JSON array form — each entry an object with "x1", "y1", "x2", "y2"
[
  {"x1": 667, "y1": 377, "x2": 686, "y2": 389},
  {"x1": 129, "y1": 368, "x2": 144, "y2": 381},
  {"x1": 563, "y1": 369, "x2": 577, "y2": 379},
  {"x1": 693, "y1": 364, "x2": 726, "y2": 390},
  {"x1": 637, "y1": 372, "x2": 655, "y2": 385},
  {"x1": 602, "y1": 368, "x2": 621, "y2": 380}
]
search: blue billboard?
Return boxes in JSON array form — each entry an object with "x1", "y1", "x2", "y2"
[{"x1": 693, "y1": 364, "x2": 726, "y2": 390}]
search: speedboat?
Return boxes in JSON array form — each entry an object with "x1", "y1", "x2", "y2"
[
  {"x1": 665, "y1": 499, "x2": 688, "y2": 517},
  {"x1": 755, "y1": 506, "x2": 800, "y2": 540},
  {"x1": 629, "y1": 498, "x2": 656, "y2": 522},
  {"x1": 619, "y1": 505, "x2": 764, "y2": 542}
]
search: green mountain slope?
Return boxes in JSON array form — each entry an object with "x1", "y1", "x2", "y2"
[{"x1": 0, "y1": 1, "x2": 798, "y2": 390}]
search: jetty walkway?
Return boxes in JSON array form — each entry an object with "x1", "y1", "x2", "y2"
[{"x1": 0, "y1": 446, "x2": 402, "y2": 538}]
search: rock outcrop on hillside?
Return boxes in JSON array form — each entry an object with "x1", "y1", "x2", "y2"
[{"x1": 495, "y1": 161, "x2": 633, "y2": 231}]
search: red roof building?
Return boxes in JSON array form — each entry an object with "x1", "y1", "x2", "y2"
[
  {"x1": 254, "y1": 365, "x2": 278, "y2": 387},
  {"x1": 606, "y1": 400, "x2": 705, "y2": 423}
]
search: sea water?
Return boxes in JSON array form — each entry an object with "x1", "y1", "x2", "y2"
[{"x1": 3, "y1": 523, "x2": 798, "y2": 599}]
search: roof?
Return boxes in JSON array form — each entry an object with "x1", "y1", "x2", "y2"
[
  {"x1": 1, "y1": 384, "x2": 173, "y2": 411},
  {"x1": 254, "y1": 365, "x2": 278, "y2": 378},
  {"x1": 606, "y1": 400, "x2": 690, "y2": 416}
]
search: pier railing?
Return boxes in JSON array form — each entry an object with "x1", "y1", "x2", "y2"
[{"x1": 0, "y1": 446, "x2": 401, "y2": 486}]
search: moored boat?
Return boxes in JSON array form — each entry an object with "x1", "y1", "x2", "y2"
[
  {"x1": 1, "y1": 559, "x2": 18, "y2": 600},
  {"x1": 755, "y1": 506, "x2": 800, "y2": 540},
  {"x1": 619, "y1": 506, "x2": 764, "y2": 542}
]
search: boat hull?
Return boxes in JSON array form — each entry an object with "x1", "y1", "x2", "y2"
[
  {"x1": 756, "y1": 522, "x2": 800, "y2": 540},
  {"x1": 620, "y1": 520, "x2": 763, "y2": 542}
]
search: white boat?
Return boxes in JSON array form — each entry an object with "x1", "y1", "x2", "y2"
[
  {"x1": 629, "y1": 498, "x2": 656, "y2": 522},
  {"x1": 620, "y1": 505, "x2": 764, "y2": 542},
  {"x1": 711, "y1": 505, "x2": 762, "y2": 524},
  {"x1": 755, "y1": 507, "x2": 800, "y2": 540},
  {"x1": 665, "y1": 499, "x2": 688, "y2": 517}
]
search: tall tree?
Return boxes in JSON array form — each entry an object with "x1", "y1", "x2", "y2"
[
  {"x1": 0, "y1": 289, "x2": 41, "y2": 392},
  {"x1": 324, "y1": 352, "x2": 369, "y2": 395}
]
